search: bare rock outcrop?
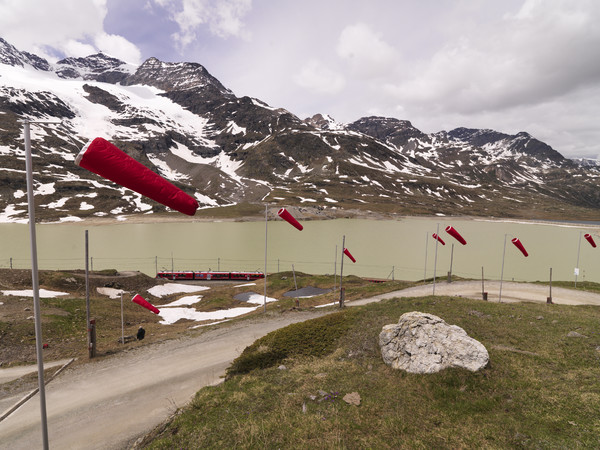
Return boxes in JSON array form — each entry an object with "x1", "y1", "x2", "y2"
[{"x1": 379, "y1": 311, "x2": 489, "y2": 374}]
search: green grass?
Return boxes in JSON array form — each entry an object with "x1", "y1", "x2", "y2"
[
  {"x1": 144, "y1": 296, "x2": 600, "y2": 448},
  {"x1": 227, "y1": 309, "x2": 360, "y2": 377}
]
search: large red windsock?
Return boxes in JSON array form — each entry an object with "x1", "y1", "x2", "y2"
[
  {"x1": 432, "y1": 233, "x2": 446, "y2": 245},
  {"x1": 511, "y1": 238, "x2": 528, "y2": 257},
  {"x1": 277, "y1": 207, "x2": 303, "y2": 230},
  {"x1": 132, "y1": 294, "x2": 160, "y2": 314},
  {"x1": 343, "y1": 248, "x2": 357, "y2": 263},
  {"x1": 76, "y1": 137, "x2": 199, "y2": 216},
  {"x1": 584, "y1": 233, "x2": 597, "y2": 248},
  {"x1": 445, "y1": 226, "x2": 467, "y2": 245}
]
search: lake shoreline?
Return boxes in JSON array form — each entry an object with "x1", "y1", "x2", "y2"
[{"x1": 30, "y1": 211, "x2": 600, "y2": 230}]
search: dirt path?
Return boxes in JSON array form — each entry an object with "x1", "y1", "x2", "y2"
[
  {"x1": 2, "y1": 281, "x2": 599, "y2": 449},
  {"x1": 347, "y1": 280, "x2": 600, "y2": 306},
  {"x1": 0, "y1": 310, "x2": 327, "y2": 450}
]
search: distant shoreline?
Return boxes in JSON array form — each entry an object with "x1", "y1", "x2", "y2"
[{"x1": 1, "y1": 212, "x2": 598, "y2": 230}]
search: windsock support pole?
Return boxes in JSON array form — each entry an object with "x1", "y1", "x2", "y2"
[
  {"x1": 339, "y1": 235, "x2": 345, "y2": 308},
  {"x1": 23, "y1": 120, "x2": 51, "y2": 450},
  {"x1": 433, "y1": 223, "x2": 439, "y2": 295}
]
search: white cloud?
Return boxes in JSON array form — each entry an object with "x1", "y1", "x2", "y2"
[
  {"x1": 294, "y1": 60, "x2": 345, "y2": 95},
  {"x1": 61, "y1": 40, "x2": 99, "y2": 59},
  {"x1": 155, "y1": 0, "x2": 252, "y2": 50},
  {"x1": 336, "y1": 23, "x2": 398, "y2": 79},
  {"x1": 0, "y1": 0, "x2": 141, "y2": 63},
  {"x1": 383, "y1": 0, "x2": 600, "y2": 114},
  {"x1": 94, "y1": 32, "x2": 142, "y2": 64},
  {"x1": 2, "y1": 0, "x2": 599, "y2": 159}
]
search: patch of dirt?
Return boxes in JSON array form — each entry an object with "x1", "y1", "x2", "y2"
[{"x1": 283, "y1": 286, "x2": 332, "y2": 297}]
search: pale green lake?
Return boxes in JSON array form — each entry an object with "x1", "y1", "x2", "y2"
[{"x1": 0, "y1": 217, "x2": 598, "y2": 283}]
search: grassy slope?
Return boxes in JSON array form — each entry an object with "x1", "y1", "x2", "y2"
[{"x1": 144, "y1": 296, "x2": 600, "y2": 449}]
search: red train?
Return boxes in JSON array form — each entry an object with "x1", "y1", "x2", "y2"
[{"x1": 156, "y1": 271, "x2": 265, "y2": 281}]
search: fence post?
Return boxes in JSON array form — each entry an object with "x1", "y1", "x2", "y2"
[{"x1": 547, "y1": 267, "x2": 553, "y2": 304}]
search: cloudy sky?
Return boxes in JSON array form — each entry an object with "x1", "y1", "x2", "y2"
[{"x1": 1, "y1": 0, "x2": 599, "y2": 159}]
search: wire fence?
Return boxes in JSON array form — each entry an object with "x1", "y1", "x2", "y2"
[{"x1": 0, "y1": 255, "x2": 560, "y2": 284}]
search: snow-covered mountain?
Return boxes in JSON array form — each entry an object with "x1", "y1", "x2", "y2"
[{"x1": 1, "y1": 37, "x2": 599, "y2": 223}]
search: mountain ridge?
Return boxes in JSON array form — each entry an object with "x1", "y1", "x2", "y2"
[{"x1": 0, "y1": 37, "x2": 598, "y2": 223}]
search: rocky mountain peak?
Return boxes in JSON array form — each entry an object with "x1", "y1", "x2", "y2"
[
  {"x1": 447, "y1": 127, "x2": 509, "y2": 145},
  {"x1": 0, "y1": 37, "x2": 50, "y2": 71},
  {"x1": 304, "y1": 113, "x2": 344, "y2": 130},
  {"x1": 55, "y1": 53, "x2": 134, "y2": 83},
  {"x1": 123, "y1": 57, "x2": 231, "y2": 94},
  {"x1": 348, "y1": 116, "x2": 427, "y2": 147}
]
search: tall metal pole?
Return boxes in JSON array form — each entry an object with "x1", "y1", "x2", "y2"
[
  {"x1": 424, "y1": 231, "x2": 428, "y2": 281},
  {"x1": 263, "y1": 204, "x2": 268, "y2": 313},
  {"x1": 339, "y1": 235, "x2": 345, "y2": 307},
  {"x1": 85, "y1": 230, "x2": 91, "y2": 356},
  {"x1": 334, "y1": 244, "x2": 337, "y2": 291},
  {"x1": 499, "y1": 234, "x2": 508, "y2": 302},
  {"x1": 23, "y1": 120, "x2": 49, "y2": 450},
  {"x1": 448, "y1": 243, "x2": 454, "y2": 283},
  {"x1": 292, "y1": 264, "x2": 299, "y2": 307},
  {"x1": 433, "y1": 223, "x2": 439, "y2": 295},
  {"x1": 575, "y1": 231, "x2": 582, "y2": 287}
]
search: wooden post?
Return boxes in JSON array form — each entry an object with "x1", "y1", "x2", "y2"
[
  {"x1": 292, "y1": 264, "x2": 299, "y2": 307},
  {"x1": 88, "y1": 319, "x2": 96, "y2": 358},
  {"x1": 120, "y1": 293, "x2": 124, "y2": 344},
  {"x1": 481, "y1": 266, "x2": 487, "y2": 300},
  {"x1": 547, "y1": 267, "x2": 553, "y2": 304}
]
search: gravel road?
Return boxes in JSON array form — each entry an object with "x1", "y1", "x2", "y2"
[
  {"x1": 0, "y1": 310, "x2": 327, "y2": 450},
  {"x1": 2, "y1": 281, "x2": 599, "y2": 449},
  {"x1": 348, "y1": 280, "x2": 600, "y2": 306}
]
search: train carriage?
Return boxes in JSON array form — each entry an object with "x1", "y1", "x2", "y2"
[{"x1": 156, "y1": 271, "x2": 265, "y2": 281}]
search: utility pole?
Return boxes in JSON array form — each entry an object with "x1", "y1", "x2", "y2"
[
  {"x1": 263, "y1": 204, "x2": 268, "y2": 313},
  {"x1": 339, "y1": 235, "x2": 345, "y2": 307},
  {"x1": 23, "y1": 119, "x2": 55, "y2": 450},
  {"x1": 334, "y1": 244, "x2": 337, "y2": 291}
]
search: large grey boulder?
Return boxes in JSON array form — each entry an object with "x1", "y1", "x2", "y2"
[{"x1": 379, "y1": 311, "x2": 489, "y2": 374}]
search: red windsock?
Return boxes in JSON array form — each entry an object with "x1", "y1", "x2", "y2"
[
  {"x1": 132, "y1": 294, "x2": 160, "y2": 314},
  {"x1": 344, "y1": 248, "x2": 357, "y2": 263},
  {"x1": 76, "y1": 137, "x2": 199, "y2": 216},
  {"x1": 432, "y1": 233, "x2": 446, "y2": 245},
  {"x1": 584, "y1": 233, "x2": 597, "y2": 248},
  {"x1": 511, "y1": 238, "x2": 528, "y2": 257},
  {"x1": 277, "y1": 207, "x2": 303, "y2": 230},
  {"x1": 445, "y1": 226, "x2": 467, "y2": 245}
]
